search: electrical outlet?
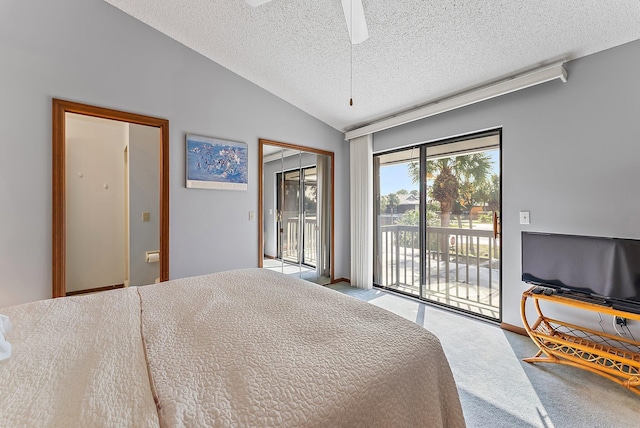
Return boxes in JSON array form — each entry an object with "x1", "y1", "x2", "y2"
[
  {"x1": 519, "y1": 211, "x2": 530, "y2": 225},
  {"x1": 142, "y1": 211, "x2": 151, "y2": 222}
]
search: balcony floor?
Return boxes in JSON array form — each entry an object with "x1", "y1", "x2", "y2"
[
  {"x1": 379, "y1": 255, "x2": 500, "y2": 320},
  {"x1": 263, "y1": 258, "x2": 331, "y2": 285}
]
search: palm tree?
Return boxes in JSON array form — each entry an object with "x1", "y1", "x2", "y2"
[
  {"x1": 409, "y1": 153, "x2": 492, "y2": 228},
  {"x1": 486, "y1": 174, "x2": 500, "y2": 212},
  {"x1": 387, "y1": 192, "x2": 400, "y2": 222},
  {"x1": 429, "y1": 161, "x2": 458, "y2": 227},
  {"x1": 456, "y1": 153, "x2": 492, "y2": 230}
]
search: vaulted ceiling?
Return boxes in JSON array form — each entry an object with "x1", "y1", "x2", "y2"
[{"x1": 104, "y1": 0, "x2": 640, "y2": 132}]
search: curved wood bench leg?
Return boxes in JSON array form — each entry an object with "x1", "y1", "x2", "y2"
[{"x1": 520, "y1": 287, "x2": 640, "y2": 396}]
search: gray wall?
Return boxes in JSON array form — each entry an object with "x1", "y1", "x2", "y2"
[
  {"x1": 374, "y1": 39, "x2": 640, "y2": 332},
  {"x1": 0, "y1": 0, "x2": 349, "y2": 308},
  {"x1": 129, "y1": 124, "x2": 161, "y2": 286}
]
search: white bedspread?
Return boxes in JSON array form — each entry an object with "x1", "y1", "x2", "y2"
[
  {"x1": 138, "y1": 269, "x2": 465, "y2": 427},
  {"x1": 0, "y1": 269, "x2": 464, "y2": 427},
  {"x1": 0, "y1": 288, "x2": 159, "y2": 427}
]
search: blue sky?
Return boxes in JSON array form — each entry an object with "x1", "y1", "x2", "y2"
[
  {"x1": 380, "y1": 164, "x2": 419, "y2": 195},
  {"x1": 380, "y1": 150, "x2": 500, "y2": 195}
]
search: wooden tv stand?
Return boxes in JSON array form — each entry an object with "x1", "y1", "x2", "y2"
[{"x1": 521, "y1": 286, "x2": 640, "y2": 395}]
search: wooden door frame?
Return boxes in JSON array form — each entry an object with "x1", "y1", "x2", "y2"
[{"x1": 52, "y1": 98, "x2": 170, "y2": 298}]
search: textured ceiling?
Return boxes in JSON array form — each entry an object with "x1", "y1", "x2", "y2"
[{"x1": 103, "y1": 0, "x2": 640, "y2": 132}]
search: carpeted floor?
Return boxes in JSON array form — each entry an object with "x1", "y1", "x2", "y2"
[{"x1": 328, "y1": 283, "x2": 640, "y2": 428}]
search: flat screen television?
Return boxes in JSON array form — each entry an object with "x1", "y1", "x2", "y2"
[{"x1": 521, "y1": 232, "x2": 640, "y2": 310}]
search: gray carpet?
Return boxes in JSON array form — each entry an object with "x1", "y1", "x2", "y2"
[{"x1": 328, "y1": 283, "x2": 640, "y2": 428}]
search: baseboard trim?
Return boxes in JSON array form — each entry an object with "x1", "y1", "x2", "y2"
[
  {"x1": 66, "y1": 283, "x2": 124, "y2": 296},
  {"x1": 331, "y1": 277, "x2": 350, "y2": 284},
  {"x1": 500, "y1": 322, "x2": 528, "y2": 336}
]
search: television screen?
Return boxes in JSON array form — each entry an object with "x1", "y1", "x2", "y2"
[{"x1": 521, "y1": 232, "x2": 640, "y2": 306}]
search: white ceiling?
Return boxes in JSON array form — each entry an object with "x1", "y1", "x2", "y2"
[{"x1": 104, "y1": 0, "x2": 640, "y2": 133}]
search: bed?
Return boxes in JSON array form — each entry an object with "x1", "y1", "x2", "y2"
[{"x1": 0, "y1": 268, "x2": 465, "y2": 427}]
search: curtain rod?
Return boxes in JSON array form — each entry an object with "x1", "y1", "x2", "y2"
[{"x1": 344, "y1": 63, "x2": 567, "y2": 141}]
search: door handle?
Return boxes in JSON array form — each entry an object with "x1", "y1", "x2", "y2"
[{"x1": 493, "y1": 212, "x2": 500, "y2": 239}]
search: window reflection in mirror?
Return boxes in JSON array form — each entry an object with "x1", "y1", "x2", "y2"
[{"x1": 259, "y1": 140, "x2": 334, "y2": 285}]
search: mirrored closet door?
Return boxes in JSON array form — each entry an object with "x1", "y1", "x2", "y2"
[{"x1": 259, "y1": 139, "x2": 334, "y2": 284}]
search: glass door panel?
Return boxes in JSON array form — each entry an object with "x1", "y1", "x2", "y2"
[
  {"x1": 373, "y1": 148, "x2": 421, "y2": 296},
  {"x1": 423, "y1": 137, "x2": 501, "y2": 320}
]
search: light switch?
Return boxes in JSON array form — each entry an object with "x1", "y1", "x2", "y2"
[
  {"x1": 519, "y1": 211, "x2": 530, "y2": 225},
  {"x1": 142, "y1": 211, "x2": 151, "y2": 222},
  {"x1": 249, "y1": 211, "x2": 255, "y2": 221}
]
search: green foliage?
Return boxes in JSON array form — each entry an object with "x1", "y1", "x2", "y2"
[
  {"x1": 387, "y1": 193, "x2": 400, "y2": 213},
  {"x1": 379, "y1": 194, "x2": 388, "y2": 212},
  {"x1": 397, "y1": 209, "x2": 419, "y2": 248},
  {"x1": 477, "y1": 213, "x2": 493, "y2": 223},
  {"x1": 426, "y1": 209, "x2": 440, "y2": 227},
  {"x1": 397, "y1": 209, "x2": 419, "y2": 225},
  {"x1": 431, "y1": 165, "x2": 458, "y2": 215},
  {"x1": 407, "y1": 152, "x2": 495, "y2": 227},
  {"x1": 487, "y1": 174, "x2": 500, "y2": 211},
  {"x1": 408, "y1": 161, "x2": 420, "y2": 184}
]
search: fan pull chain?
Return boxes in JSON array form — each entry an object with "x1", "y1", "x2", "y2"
[
  {"x1": 350, "y1": 41, "x2": 353, "y2": 106},
  {"x1": 349, "y1": 0, "x2": 353, "y2": 106}
]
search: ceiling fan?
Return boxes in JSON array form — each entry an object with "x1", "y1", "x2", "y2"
[{"x1": 245, "y1": 0, "x2": 369, "y2": 44}]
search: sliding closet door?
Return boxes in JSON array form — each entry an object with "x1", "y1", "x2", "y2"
[{"x1": 260, "y1": 139, "x2": 334, "y2": 284}]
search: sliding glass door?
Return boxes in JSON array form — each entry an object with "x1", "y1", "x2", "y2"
[{"x1": 374, "y1": 131, "x2": 502, "y2": 321}]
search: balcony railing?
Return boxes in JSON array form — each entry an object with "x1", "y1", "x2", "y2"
[
  {"x1": 376, "y1": 225, "x2": 500, "y2": 319},
  {"x1": 282, "y1": 216, "x2": 317, "y2": 267}
]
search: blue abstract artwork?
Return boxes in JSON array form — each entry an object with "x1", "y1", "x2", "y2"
[{"x1": 186, "y1": 134, "x2": 248, "y2": 190}]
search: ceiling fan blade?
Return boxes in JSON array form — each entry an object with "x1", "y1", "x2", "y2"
[
  {"x1": 340, "y1": 0, "x2": 369, "y2": 44},
  {"x1": 246, "y1": 0, "x2": 273, "y2": 7}
]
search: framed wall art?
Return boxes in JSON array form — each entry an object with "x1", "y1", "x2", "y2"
[{"x1": 186, "y1": 134, "x2": 248, "y2": 190}]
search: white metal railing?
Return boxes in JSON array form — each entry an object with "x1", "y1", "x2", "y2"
[
  {"x1": 376, "y1": 225, "x2": 500, "y2": 318},
  {"x1": 282, "y1": 217, "x2": 317, "y2": 266}
]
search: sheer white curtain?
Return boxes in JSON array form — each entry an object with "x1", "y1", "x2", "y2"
[{"x1": 350, "y1": 134, "x2": 373, "y2": 289}]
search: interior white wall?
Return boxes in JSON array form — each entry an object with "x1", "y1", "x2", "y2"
[
  {"x1": 129, "y1": 124, "x2": 161, "y2": 286},
  {"x1": 373, "y1": 39, "x2": 640, "y2": 335},
  {"x1": 65, "y1": 114, "x2": 127, "y2": 292},
  {"x1": 0, "y1": 0, "x2": 348, "y2": 308}
]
